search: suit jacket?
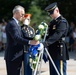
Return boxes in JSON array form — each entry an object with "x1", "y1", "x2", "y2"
[
  {"x1": 46, "y1": 16, "x2": 69, "y2": 60},
  {"x1": 4, "y1": 18, "x2": 29, "y2": 61}
]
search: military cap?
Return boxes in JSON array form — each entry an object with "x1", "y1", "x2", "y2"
[{"x1": 45, "y1": 2, "x2": 57, "y2": 14}]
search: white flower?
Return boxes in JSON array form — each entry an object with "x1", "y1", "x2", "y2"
[
  {"x1": 44, "y1": 23, "x2": 48, "y2": 27},
  {"x1": 35, "y1": 53, "x2": 38, "y2": 56},
  {"x1": 38, "y1": 43, "x2": 44, "y2": 51},
  {"x1": 34, "y1": 34, "x2": 41, "y2": 40},
  {"x1": 38, "y1": 24, "x2": 44, "y2": 30},
  {"x1": 29, "y1": 58, "x2": 32, "y2": 62},
  {"x1": 33, "y1": 61, "x2": 37, "y2": 64}
]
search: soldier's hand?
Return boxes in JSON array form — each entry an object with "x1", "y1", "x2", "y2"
[{"x1": 29, "y1": 40, "x2": 39, "y2": 45}]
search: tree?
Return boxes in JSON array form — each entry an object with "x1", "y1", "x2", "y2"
[
  {"x1": 0, "y1": 0, "x2": 76, "y2": 24},
  {"x1": 27, "y1": 5, "x2": 50, "y2": 29}
]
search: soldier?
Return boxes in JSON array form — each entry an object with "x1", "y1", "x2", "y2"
[
  {"x1": 44, "y1": 2, "x2": 69, "y2": 75},
  {"x1": 21, "y1": 14, "x2": 35, "y2": 75}
]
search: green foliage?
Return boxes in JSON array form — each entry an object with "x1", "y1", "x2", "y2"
[
  {"x1": 0, "y1": 0, "x2": 76, "y2": 24},
  {"x1": 28, "y1": 5, "x2": 42, "y2": 24},
  {"x1": 27, "y1": 5, "x2": 51, "y2": 29}
]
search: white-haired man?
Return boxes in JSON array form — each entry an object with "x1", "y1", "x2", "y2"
[{"x1": 4, "y1": 5, "x2": 39, "y2": 75}]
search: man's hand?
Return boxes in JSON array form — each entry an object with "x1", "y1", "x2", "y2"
[{"x1": 29, "y1": 40, "x2": 39, "y2": 45}]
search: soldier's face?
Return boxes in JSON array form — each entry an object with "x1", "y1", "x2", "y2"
[
  {"x1": 50, "y1": 8, "x2": 59, "y2": 19},
  {"x1": 50, "y1": 13, "x2": 55, "y2": 19},
  {"x1": 23, "y1": 16, "x2": 31, "y2": 25}
]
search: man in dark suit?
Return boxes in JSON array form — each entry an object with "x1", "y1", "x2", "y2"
[
  {"x1": 44, "y1": 2, "x2": 69, "y2": 75},
  {"x1": 4, "y1": 5, "x2": 39, "y2": 75}
]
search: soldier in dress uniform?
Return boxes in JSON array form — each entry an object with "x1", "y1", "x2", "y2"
[
  {"x1": 21, "y1": 14, "x2": 35, "y2": 75},
  {"x1": 44, "y1": 2, "x2": 69, "y2": 75}
]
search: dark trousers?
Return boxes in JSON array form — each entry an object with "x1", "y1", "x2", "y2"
[
  {"x1": 49, "y1": 60, "x2": 67, "y2": 75},
  {"x1": 5, "y1": 59, "x2": 22, "y2": 75},
  {"x1": 24, "y1": 53, "x2": 32, "y2": 75}
]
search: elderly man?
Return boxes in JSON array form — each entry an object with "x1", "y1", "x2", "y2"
[
  {"x1": 4, "y1": 5, "x2": 39, "y2": 75},
  {"x1": 44, "y1": 2, "x2": 69, "y2": 75}
]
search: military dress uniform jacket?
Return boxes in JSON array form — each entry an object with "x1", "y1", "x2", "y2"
[
  {"x1": 46, "y1": 16, "x2": 69, "y2": 60},
  {"x1": 21, "y1": 24, "x2": 35, "y2": 53},
  {"x1": 5, "y1": 18, "x2": 29, "y2": 61}
]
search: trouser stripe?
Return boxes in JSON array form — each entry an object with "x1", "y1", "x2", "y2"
[{"x1": 60, "y1": 60, "x2": 63, "y2": 75}]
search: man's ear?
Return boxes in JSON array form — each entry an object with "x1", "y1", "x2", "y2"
[
  {"x1": 55, "y1": 7, "x2": 59, "y2": 13},
  {"x1": 57, "y1": 9, "x2": 59, "y2": 13}
]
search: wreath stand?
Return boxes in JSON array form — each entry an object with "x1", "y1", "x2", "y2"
[{"x1": 33, "y1": 26, "x2": 61, "y2": 75}]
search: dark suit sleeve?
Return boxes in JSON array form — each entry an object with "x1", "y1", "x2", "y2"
[
  {"x1": 7, "y1": 22, "x2": 29, "y2": 45},
  {"x1": 46, "y1": 22, "x2": 67, "y2": 45}
]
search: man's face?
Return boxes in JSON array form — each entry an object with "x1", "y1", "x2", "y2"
[
  {"x1": 50, "y1": 8, "x2": 58, "y2": 19},
  {"x1": 16, "y1": 9, "x2": 25, "y2": 21},
  {"x1": 23, "y1": 16, "x2": 31, "y2": 25}
]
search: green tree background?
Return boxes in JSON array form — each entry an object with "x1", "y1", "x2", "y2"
[{"x1": 0, "y1": 0, "x2": 76, "y2": 28}]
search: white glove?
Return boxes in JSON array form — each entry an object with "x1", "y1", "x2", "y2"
[{"x1": 38, "y1": 43, "x2": 44, "y2": 51}]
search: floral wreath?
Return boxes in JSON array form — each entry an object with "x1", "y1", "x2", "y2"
[{"x1": 28, "y1": 22, "x2": 48, "y2": 70}]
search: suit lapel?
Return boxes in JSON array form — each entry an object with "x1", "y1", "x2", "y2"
[{"x1": 12, "y1": 18, "x2": 22, "y2": 36}]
